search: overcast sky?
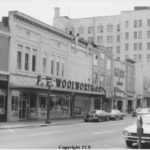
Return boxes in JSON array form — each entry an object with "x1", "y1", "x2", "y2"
[{"x1": 0, "y1": 0, "x2": 150, "y2": 25}]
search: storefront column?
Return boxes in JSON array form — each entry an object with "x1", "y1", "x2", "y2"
[{"x1": 90, "y1": 97, "x2": 94, "y2": 110}]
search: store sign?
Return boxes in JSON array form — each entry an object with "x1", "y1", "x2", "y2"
[{"x1": 55, "y1": 78, "x2": 105, "y2": 94}]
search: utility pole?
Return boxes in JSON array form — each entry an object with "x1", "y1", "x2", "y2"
[
  {"x1": 45, "y1": 76, "x2": 55, "y2": 124},
  {"x1": 45, "y1": 83, "x2": 51, "y2": 124}
]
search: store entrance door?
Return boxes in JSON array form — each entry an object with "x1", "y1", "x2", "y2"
[{"x1": 19, "y1": 96, "x2": 30, "y2": 120}]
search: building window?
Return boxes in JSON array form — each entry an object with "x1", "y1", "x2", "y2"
[
  {"x1": 107, "y1": 24, "x2": 113, "y2": 32},
  {"x1": 100, "y1": 74, "x2": 105, "y2": 87},
  {"x1": 92, "y1": 72, "x2": 98, "y2": 85},
  {"x1": 100, "y1": 53, "x2": 105, "y2": 68},
  {"x1": 125, "y1": 21, "x2": 129, "y2": 28},
  {"x1": 51, "y1": 59, "x2": 54, "y2": 75},
  {"x1": 134, "y1": 43, "x2": 137, "y2": 50},
  {"x1": 147, "y1": 31, "x2": 150, "y2": 38},
  {"x1": 88, "y1": 37, "x2": 94, "y2": 42},
  {"x1": 138, "y1": 54, "x2": 142, "y2": 62},
  {"x1": 133, "y1": 55, "x2": 137, "y2": 62},
  {"x1": 117, "y1": 35, "x2": 120, "y2": 42},
  {"x1": 138, "y1": 31, "x2": 142, "y2": 39},
  {"x1": 56, "y1": 61, "x2": 60, "y2": 76},
  {"x1": 117, "y1": 24, "x2": 120, "y2": 31},
  {"x1": 61, "y1": 61, "x2": 65, "y2": 77},
  {"x1": 116, "y1": 57, "x2": 120, "y2": 60},
  {"x1": 134, "y1": 20, "x2": 137, "y2": 28},
  {"x1": 97, "y1": 36, "x2": 103, "y2": 44},
  {"x1": 88, "y1": 26, "x2": 94, "y2": 33},
  {"x1": 125, "y1": 32, "x2": 129, "y2": 40},
  {"x1": 107, "y1": 47, "x2": 113, "y2": 53},
  {"x1": 147, "y1": 19, "x2": 150, "y2": 27},
  {"x1": 138, "y1": 20, "x2": 142, "y2": 27},
  {"x1": 93, "y1": 53, "x2": 98, "y2": 66},
  {"x1": 106, "y1": 59, "x2": 111, "y2": 70},
  {"x1": 97, "y1": 25, "x2": 103, "y2": 33},
  {"x1": 79, "y1": 27, "x2": 84, "y2": 34},
  {"x1": 134, "y1": 32, "x2": 137, "y2": 39},
  {"x1": 42, "y1": 57, "x2": 47, "y2": 74},
  {"x1": 147, "y1": 42, "x2": 150, "y2": 50},
  {"x1": 25, "y1": 47, "x2": 30, "y2": 71},
  {"x1": 117, "y1": 46, "x2": 120, "y2": 53},
  {"x1": 138, "y1": 43, "x2": 142, "y2": 51},
  {"x1": 147, "y1": 54, "x2": 150, "y2": 62},
  {"x1": 107, "y1": 36, "x2": 113, "y2": 43},
  {"x1": 32, "y1": 49, "x2": 37, "y2": 72},
  {"x1": 125, "y1": 43, "x2": 129, "y2": 51},
  {"x1": 17, "y1": 44, "x2": 23, "y2": 70}
]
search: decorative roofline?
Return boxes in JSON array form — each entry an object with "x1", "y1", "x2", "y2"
[{"x1": 13, "y1": 13, "x2": 73, "y2": 42}]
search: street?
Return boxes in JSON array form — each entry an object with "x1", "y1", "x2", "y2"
[{"x1": 0, "y1": 116, "x2": 140, "y2": 149}]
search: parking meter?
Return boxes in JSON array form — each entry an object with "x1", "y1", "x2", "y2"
[{"x1": 137, "y1": 115, "x2": 143, "y2": 149}]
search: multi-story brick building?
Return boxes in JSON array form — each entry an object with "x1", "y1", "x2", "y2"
[{"x1": 0, "y1": 11, "x2": 113, "y2": 122}]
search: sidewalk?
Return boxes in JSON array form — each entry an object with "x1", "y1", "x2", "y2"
[{"x1": 0, "y1": 118, "x2": 83, "y2": 130}]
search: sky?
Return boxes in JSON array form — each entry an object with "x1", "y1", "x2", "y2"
[{"x1": 0, "y1": 0, "x2": 150, "y2": 25}]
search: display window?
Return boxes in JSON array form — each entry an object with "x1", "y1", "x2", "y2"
[
  {"x1": 0, "y1": 95, "x2": 5, "y2": 114},
  {"x1": 51, "y1": 96, "x2": 70, "y2": 118}
]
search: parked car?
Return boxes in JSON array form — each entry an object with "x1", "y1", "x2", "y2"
[
  {"x1": 109, "y1": 109, "x2": 125, "y2": 120},
  {"x1": 132, "y1": 108, "x2": 142, "y2": 117},
  {"x1": 138, "y1": 108, "x2": 150, "y2": 115},
  {"x1": 123, "y1": 114, "x2": 150, "y2": 147},
  {"x1": 84, "y1": 110, "x2": 109, "y2": 122}
]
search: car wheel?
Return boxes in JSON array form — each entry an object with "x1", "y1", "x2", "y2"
[
  {"x1": 84, "y1": 119, "x2": 88, "y2": 122},
  {"x1": 126, "y1": 141, "x2": 133, "y2": 147}
]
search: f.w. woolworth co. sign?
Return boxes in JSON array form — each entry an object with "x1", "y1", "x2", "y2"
[{"x1": 55, "y1": 78, "x2": 105, "y2": 94}]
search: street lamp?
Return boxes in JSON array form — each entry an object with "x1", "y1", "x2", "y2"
[{"x1": 45, "y1": 77, "x2": 53, "y2": 124}]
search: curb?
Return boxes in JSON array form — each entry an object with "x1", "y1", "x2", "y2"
[{"x1": 0, "y1": 120, "x2": 83, "y2": 130}]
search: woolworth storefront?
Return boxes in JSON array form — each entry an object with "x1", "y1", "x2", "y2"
[{"x1": 7, "y1": 74, "x2": 105, "y2": 122}]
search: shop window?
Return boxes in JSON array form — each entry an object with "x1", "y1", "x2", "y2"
[
  {"x1": 11, "y1": 96, "x2": 19, "y2": 111},
  {"x1": 39, "y1": 96, "x2": 46, "y2": 109},
  {"x1": 30, "y1": 94, "x2": 36, "y2": 108},
  {"x1": 0, "y1": 95, "x2": 5, "y2": 114},
  {"x1": 51, "y1": 96, "x2": 69, "y2": 117}
]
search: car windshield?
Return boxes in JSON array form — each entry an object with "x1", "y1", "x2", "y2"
[
  {"x1": 111, "y1": 110, "x2": 119, "y2": 113},
  {"x1": 134, "y1": 115, "x2": 150, "y2": 124},
  {"x1": 139, "y1": 108, "x2": 150, "y2": 114},
  {"x1": 89, "y1": 110, "x2": 96, "y2": 115},
  {"x1": 142, "y1": 115, "x2": 150, "y2": 124}
]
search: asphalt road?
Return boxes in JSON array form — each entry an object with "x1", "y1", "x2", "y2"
[{"x1": 0, "y1": 116, "x2": 141, "y2": 149}]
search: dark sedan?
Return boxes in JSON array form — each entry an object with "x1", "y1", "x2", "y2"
[{"x1": 84, "y1": 110, "x2": 109, "y2": 122}]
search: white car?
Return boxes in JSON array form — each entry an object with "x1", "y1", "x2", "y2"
[{"x1": 123, "y1": 114, "x2": 150, "y2": 147}]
